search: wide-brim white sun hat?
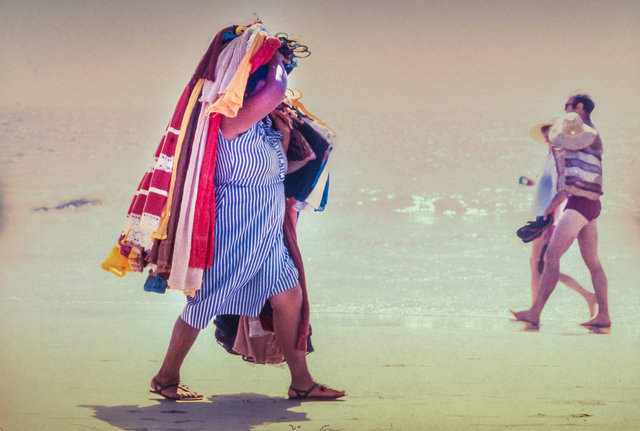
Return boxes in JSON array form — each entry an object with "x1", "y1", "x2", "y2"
[
  {"x1": 549, "y1": 112, "x2": 598, "y2": 150},
  {"x1": 529, "y1": 120, "x2": 555, "y2": 145}
]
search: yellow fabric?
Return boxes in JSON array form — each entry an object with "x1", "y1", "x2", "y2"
[
  {"x1": 101, "y1": 245, "x2": 132, "y2": 277},
  {"x1": 152, "y1": 78, "x2": 205, "y2": 240},
  {"x1": 205, "y1": 32, "x2": 267, "y2": 118},
  {"x1": 127, "y1": 247, "x2": 144, "y2": 273}
]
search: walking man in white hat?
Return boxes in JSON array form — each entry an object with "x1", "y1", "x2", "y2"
[{"x1": 511, "y1": 94, "x2": 611, "y2": 328}]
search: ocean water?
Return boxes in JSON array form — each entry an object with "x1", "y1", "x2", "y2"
[{"x1": 1, "y1": 106, "x2": 638, "y2": 327}]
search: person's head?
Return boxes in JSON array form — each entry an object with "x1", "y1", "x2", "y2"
[
  {"x1": 564, "y1": 93, "x2": 595, "y2": 122},
  {"x1": 541, "y1": 124, "x2": 552, "y2": 144},
  {"x1": 245, "y1": 34, "x2": 310, "y2": 96}
]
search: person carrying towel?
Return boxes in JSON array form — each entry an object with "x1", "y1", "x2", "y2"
[{"x1": 511, "y1": 94, "x2": 610, "y2": 328}]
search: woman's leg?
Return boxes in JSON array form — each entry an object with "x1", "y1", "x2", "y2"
[
  {"x1": 529, "y1": 236, "x2": 545, "y2": 301},
  {"x1": 558, "y1": 273, "x2": 597, "y2": 317},
  {"x1": 269, "y1": 285, "x2": 345, "y2": 398},
  {"x1": 151, "y1": 316, "x2": 202, "y2": 399}
]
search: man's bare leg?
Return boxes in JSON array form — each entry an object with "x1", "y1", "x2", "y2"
[
  {"x1": 150, "y1": 317, "x2": 202, "y2": 400},
  {"x1": 576, "y1": 219, "x2": 611, "y2": 327},
  {"x1": 269, "y1": 285, "x2": 345, "y2": 399},
  {"x1": 511, "y1": 210, "x2": 588, "y2": 325},
  {"x1": 529, "y1": 218, "x2": 596, "y2": 316}
]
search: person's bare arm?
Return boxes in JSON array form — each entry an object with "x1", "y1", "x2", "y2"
[
  {"x1": 269, "y1": 110, "x2": 291, "y2": 153},
  {"x1": 544, "y1": 190, "x2": 568, "y2": 218},
  {"x1": 220, "y1": 53, "x2": 288, "y2": 141},
  {"x1": 519, "y1": 176, "x2": 535, "y2": 186}
]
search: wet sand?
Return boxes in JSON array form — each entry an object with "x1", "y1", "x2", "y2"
[{"x1": 1, "y1": 298, "x2": 639, "y2": 430}]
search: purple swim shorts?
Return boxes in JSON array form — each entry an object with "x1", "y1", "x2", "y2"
[{"x1": 564, "y1": 195, "x2": 601, "y2": 222}]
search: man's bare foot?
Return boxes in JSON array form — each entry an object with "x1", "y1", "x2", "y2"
[
  {"x1": 586, "y1": 293, "x2": 598, "y2": 318},
  {"x1": 150, "y1": 376, "x2": 203, "y2": 401},
  {"x1": 580, "y1": 314, "x2": 611, "y2": 328},
  {"x1": 288, "y1": 382, "x2": 346, "y2": 400},
  {"x1": 510, "y1": 309, "x2": 540, "y2": 326}
]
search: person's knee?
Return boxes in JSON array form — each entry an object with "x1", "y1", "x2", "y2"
[
  {"x1": 543, "y1": 250, "x2": 561, "y2": 269},
  {"x1": 579, "y1": 245, "x2": 602, "y2": 272},
  {"x1": 584, "y1": 257, "x2": 603, "y2": 274},
  {"x1": 270, "y1": 285, "x2": 302, "y2": 311}
]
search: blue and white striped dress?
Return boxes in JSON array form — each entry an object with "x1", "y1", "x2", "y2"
[{"x1": 181, "y1": 117, "x2": 299, "y2": 329}]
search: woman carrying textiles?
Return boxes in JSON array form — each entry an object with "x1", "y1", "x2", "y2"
[{"x1": 104, "y1": 23, "x2": 344, "y2": 401}]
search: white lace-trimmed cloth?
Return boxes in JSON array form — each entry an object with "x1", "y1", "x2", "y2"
[
  {"x1": 118, "y1": 24, "x2": 263, "y2": 256},
  {"x1": 121, "y1": 95, "x2": 190, "y2": 253},
  {"x1": 105, "y1": 23, "x2": 289, "y2": 294}
]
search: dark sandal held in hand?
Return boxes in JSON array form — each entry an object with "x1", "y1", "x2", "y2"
[
  {"x1": 150, "y1": 377, "x2": 203, "y2": 401},
  {"x1": 516, "y1": 215, "x2": 553, "y2": 243},
  {"x1": 288, "y1": 382, "x2": 345, "y2": 400}
]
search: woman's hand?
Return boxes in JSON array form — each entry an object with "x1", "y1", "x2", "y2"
[
  {"x1": 518, "y1": 176, "x2": 535, "y2": 186},
  {"x1": 269, "y1": 110, "x2": 291, "y2": 152}
]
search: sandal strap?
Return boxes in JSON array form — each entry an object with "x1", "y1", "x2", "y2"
[
  {"x1": 151, "y1": 378, "x2": 202, "y2": 400},
  {"x1": 289, "y1": 382, "x2": 320, "y2": 398},
  {"x1": 152, "y1": 377, "x2": 179, "y2": 393}
]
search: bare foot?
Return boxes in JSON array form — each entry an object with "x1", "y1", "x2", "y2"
[
  {"x1": 510, "y1": 309, "x2": 540, "y2": 326},
  {"x1": 150, "y1": 376, "x2": 203, "y2": 401},
  {"x1": 288, "y1": 382, "x2": 346, "y2": 400},
  {"x1": 580, "y1": 314, "x2": 611, "y2": 328},
  {"x1": 586, "y1": 293, "x2": 598, "y2": 318}
]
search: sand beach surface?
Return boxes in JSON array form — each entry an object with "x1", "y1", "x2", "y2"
[
  {"x1": 2, "y1": 1, "x2": 640, "y2": 429},
  {"x1": 1, "y1": 106, "x2": 639, "y2": 431}
]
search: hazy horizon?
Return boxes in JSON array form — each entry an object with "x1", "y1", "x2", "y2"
[{"x1": 1, "y1": 0, "x2": 639, "y2": 120}]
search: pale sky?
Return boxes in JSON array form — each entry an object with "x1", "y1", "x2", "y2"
[{"x1": 1, "y1": 0, "x2": 639, "y2": 117}]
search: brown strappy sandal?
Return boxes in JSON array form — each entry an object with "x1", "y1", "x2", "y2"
[
  {"x1": 288, "y1": 382, "x2": 345, "y2": 400},
  {"x1": 150, "y1": 377, "x2": 203, "y2": 401}
]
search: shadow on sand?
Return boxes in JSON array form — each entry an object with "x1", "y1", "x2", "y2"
[{"x1": 82, "y1": 393, "x2": 309, "y2": 431}]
